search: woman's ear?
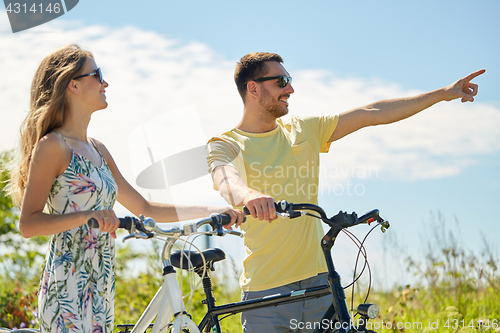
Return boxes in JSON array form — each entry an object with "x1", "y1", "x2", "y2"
[{"x1": 67, "y1": 79, "x2": 79, "y2": 94}]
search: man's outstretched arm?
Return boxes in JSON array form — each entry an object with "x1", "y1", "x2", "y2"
[{"x1": 329, "y1": 69, "x2": 486, "y2": 142}]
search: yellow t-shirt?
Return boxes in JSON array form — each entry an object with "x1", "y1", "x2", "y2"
[{"x1": 207, "y1": 115, "x2": 338, "y2": 291}]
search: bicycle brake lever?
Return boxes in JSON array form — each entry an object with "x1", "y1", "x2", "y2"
[
  {"x1": 380, "y1": 220, "x2": 390, "y2": 233},
  {"x1": 122, "y1": 231, "x2": 154, "y2": 243},
  {"x1": 277, "y1": 210, "x2": 306, "y2": 219},
  {"x1": 226, "y1": 230, "x2": 244, "y2": 238},
  {"x1": 122, "y1": 234, "x2": 136, "y2": 243}
]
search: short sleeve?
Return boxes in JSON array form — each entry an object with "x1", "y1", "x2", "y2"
[
  {"x1": 206, "y1": 137, "x2": 241, "y2": 173},
  {"x1": 300, "y1": 115, "x2": 339, "y2": 153}
]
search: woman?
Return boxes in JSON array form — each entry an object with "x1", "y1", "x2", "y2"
[{"x1": 9, "y1": 44, "x2": 244, "y2": 333}]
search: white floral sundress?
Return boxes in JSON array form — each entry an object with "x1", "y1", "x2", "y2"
[{"x1": 38, "y1": 134, "x2": 118, "y2": 333}]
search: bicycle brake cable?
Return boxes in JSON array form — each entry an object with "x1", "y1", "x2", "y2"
[
  {"x1": 305, "y1": 212, "x2": 322, "y2": 220},
  {"x1": 174, "y1": 234, "x2": 207, "y2": 312},
  {"x1": 348, "y1": 221, "x2": 385, "y2": 316},
  {"x1": 342, "y1": 229, "x2": 369, "y2": 289}
]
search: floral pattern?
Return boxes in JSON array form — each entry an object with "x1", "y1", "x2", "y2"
[{"x1": 38, "y1": 140, "x2": 117, "y2": 333}]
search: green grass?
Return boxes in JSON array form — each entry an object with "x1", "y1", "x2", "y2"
[
  {"x1": 368, "y1": 246, "x2": 500, "y2": 333},
  {"x1": 113, "y1": 232, "x2": 499, "y2": 333},
  {"x1": 1, "y1": 216, "x2": 498, "y2": 333},
  {"x1": 348, "y1": 218, "x2": 500, "y2": 333}
]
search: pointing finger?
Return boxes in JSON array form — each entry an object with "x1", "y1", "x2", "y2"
[{"x1": 464, "y1": 69, "x2": 485, "y2": 82}]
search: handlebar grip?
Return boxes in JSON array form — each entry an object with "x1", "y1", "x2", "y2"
[
  {"x1": 87, "y1": 216, "x2": 137, "y2": 231},
  {"x1": 88, "y1": 218, "x2": 99, "y2": 228},
  {"x1": 219, "y1": 214, "x2": 232, "y2": 225},
  {"x1": 243, "y1": 201, "x2": 288, "y2": 216},
  {"x1": 119, "y1": 216, "x2": 136, "y2": 231},
  {"x1": 211, "y1": 213, "x2": 247, "y2": 226}
]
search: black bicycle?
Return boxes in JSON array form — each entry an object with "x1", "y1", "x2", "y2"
[{"x1": 117, "y1": 200, "x2": 390, "y2": 333}]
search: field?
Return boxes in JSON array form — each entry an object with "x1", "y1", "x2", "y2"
[
  {"x1": 0, "y1": 151, "x2": 498, "y2": 332},
  {"x1": 0, "y1": 218, "x2": 498, "y2": 332},
  {"x1": 113, "y1": 225, "x2": 500, "y2": 333}
]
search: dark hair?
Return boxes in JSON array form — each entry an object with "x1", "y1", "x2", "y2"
[{"x1": 234, "y1": 52, "x2": 283, "y2": 101}]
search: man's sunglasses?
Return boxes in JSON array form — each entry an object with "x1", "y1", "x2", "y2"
[
  {"x1": 252, "y1": 75, "x2": 292, "y2": 88},
  {"x1": 73, "y1": 68, "x2": 103, "y2": 84}
]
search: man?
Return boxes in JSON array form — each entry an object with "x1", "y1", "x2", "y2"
[{"x1": 206, "y1": 52, "x2": 484, "y2": 332}]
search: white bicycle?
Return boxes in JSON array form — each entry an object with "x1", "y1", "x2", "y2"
[
  {"x1": 0, "y1": 213, "x2": 241, "y2": 333},
  {"x1": 109, "y1": 213, "x2": 242, "y2": 333}
]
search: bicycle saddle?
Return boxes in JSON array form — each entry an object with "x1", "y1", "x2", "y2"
[{"x1": 170, "y1": 248, "x2": 226, "y2": 271}]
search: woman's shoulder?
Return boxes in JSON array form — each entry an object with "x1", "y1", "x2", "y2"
[
  {"x1": 37, "y1": 132, "x2": 71, "y2": 154},
  {"x1": 31, "y1": 133, "x2": 73, "y2": 172}
]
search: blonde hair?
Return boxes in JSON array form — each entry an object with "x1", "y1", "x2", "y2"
[{"x1": 9, "y1": 44, "x2": 93, "y2": 205}]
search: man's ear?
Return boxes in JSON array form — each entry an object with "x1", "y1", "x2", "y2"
[
  {"x1": 67, "y1": 79, "x2": 79, "y2": 94},
  {"x1": 246, "y1": 81, "x2": 259, "y2": 99}
]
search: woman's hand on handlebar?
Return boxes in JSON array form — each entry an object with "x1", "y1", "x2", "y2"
[
  {"x1": 88, "y1": 209, "x2": 120, "y2": 238},
  {"x1": 207, "y1": 206, "x2": 246, "y2": 230},
  {"x1": 243, "y1": 193, "x2": 277, "y2": 223}
]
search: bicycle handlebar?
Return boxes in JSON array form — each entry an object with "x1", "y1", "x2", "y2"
[
  {"x1": 87, "y1": 213, "x2": 243, "y2": 242},
  {"x1": 243, "y1": 200, "x2": 390, "y2": 232},
  {"x1": 88, "y1": 200, "x2": 389, "y2": 242}
]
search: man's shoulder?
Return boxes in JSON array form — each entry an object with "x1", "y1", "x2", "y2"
[
  {"x1": 207, "y1": 129, "x2": 237, "y2": 145},
  {"x1": 206, "y1": 130, "x2": 243, "y2": 169},
  {"x1": 283, "y1": 114, "x2": 339, "y2": 131},
  {"x1": 278, "y1": 115, "x2": 331, "y2": 130},
  {"x1": 286, "y1": 114, "x2": 335, "y2": 123},
  {"x1": 207, "y1": 130, "x2": 242, "y2": 156}
]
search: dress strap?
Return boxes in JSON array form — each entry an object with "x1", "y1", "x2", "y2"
[
  {"x1": 50, "y1": 133, "x2": 103, "y2": 165},
  {"x1": 51, "y1": 132, "x2": 66, "y2": 142},
  {"x1": 88, "y1": 138, "x2": 103, "y2": 158},
  {"x1": 50, "y1": 132, "x2": 73, "y2": 150}
]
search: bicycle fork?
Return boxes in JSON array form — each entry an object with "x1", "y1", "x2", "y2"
[
  {"x1": 318, "y1": 226, "x2": 378, "y2": 333},
  {"x1": 317, "y1": 226, "x2": 353, "y2": 332}
]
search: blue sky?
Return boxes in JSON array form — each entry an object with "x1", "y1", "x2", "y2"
[
  {"x1": 63, "y1": 0, "x2": 499, "y2": 104},
  {"x1": 1, "y1": 0, "x2": 499, "y2": 288}
]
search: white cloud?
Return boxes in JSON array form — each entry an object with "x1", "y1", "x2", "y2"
[
  {"x1": 1, "y1": 12, "x2": 498, "y2": 289},
  {"x1": 291, "y1": 71, "x2": 500, "y2": 183},
  {"x1": 1, "y1": 18, "x2": 499, "y2": 214}
]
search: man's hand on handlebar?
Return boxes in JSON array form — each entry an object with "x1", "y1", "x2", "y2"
[
  {"x1": 224, "y1": 208, "x2": 246, "y2": 230},
  {"x1": 243, "y1": 192, "x2": 277, "y2": 223}
]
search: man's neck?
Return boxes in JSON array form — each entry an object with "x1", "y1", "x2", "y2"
[{"x1": 236, "y1": 107, "x2": 278, "y2": 133}]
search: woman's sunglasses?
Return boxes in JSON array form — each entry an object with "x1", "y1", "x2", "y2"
[
  {"x1": 73, "y1": 68, "x2": 103, "y2": 84},
  {"x1": 252, "y1": 75, "x2": 292, "y2": 88}
]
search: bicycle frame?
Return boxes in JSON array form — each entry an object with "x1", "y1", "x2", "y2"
[
  {"x1": 125, "y1": 268, "x2": 200, "y2": 333},
  {"x1": 197, "y1": 282, "x2": 332, "y2": 332},
  {"x1": 115, "y1": 206, "x2": 387, "y2": 333},
  {"x1": 117, "y1": 214, "x2": 240, "y2": 333},
  {"x1": 194, "y1": 204, "x2": 388, "y2": 333},
  {"x1": 194, "y1": 226, "x2": 346, "y2": 332}
]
